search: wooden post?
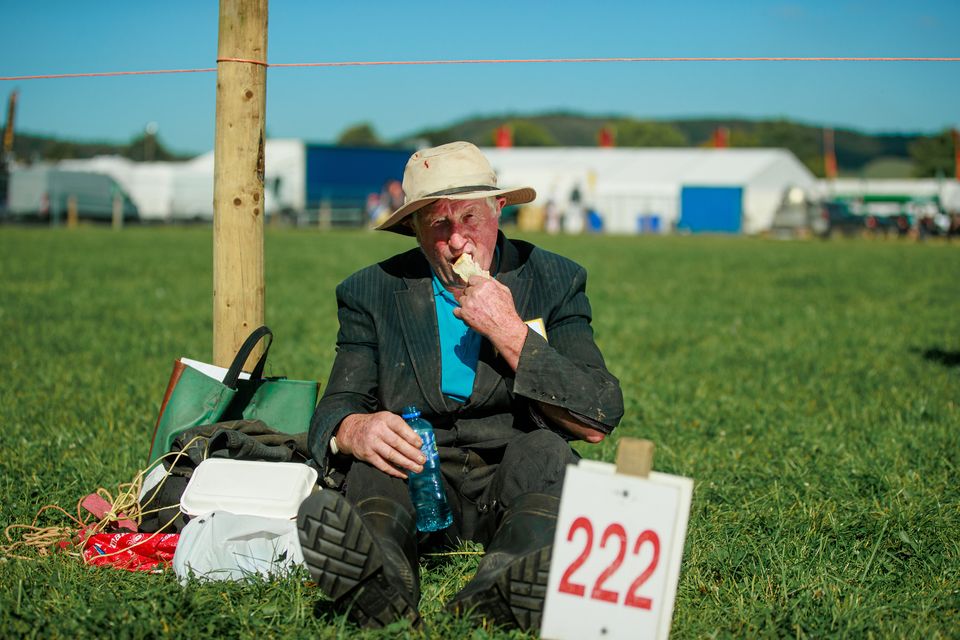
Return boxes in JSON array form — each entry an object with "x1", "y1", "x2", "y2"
[
  {"x1": 318, "y1": 200, "x2": 331, "y2": 230},
  {"x1": 212, "y1": 0, "x2": 268, "y2": 369},
  {"x1": 66, "y1": 195, "x2": 78, "y2": 228},
  {"x1": 112, "y1": 193, "x2": 123, "y2": 230},
  {"x1": 615, "y1": 437, "x2": 655, "y2": 478}
]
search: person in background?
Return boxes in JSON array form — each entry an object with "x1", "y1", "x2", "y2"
[
  {"x1": 364, "y1": 191, "x2": 381, "y2": 227},
  {"x1": 564, "y1": 183, "x2": 585, "y2": 233},
  {"x1": 297, "y1": 141, "x2": 623, "y2": 631}
]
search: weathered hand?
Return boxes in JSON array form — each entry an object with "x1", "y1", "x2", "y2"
[
  {"x1": 537, "y1": 402, "x2": 607, "y2": 443},
  {"x1": 335, "y1": 411, "x2": 426, "y2": 479},
  {"x1": 453, "y1": 276, "x2": 529, "y2": 370}
]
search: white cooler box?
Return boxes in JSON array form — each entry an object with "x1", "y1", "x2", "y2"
[{"x1": 172, "y1": 459, "x2": 318, "y2": 583}]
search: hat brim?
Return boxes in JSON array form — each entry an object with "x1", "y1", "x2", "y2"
[{"x1": 375, "y1": 186, "x2": 537, "y2": 236}]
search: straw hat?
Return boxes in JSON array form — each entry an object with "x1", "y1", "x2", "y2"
[{"x1": 375, "y1": 141, "x2": 536, "y2": 236}]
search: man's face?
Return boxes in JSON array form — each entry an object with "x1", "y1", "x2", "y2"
[{"x1": 413, "y1": 197, "x2": 503, "y2": 289}]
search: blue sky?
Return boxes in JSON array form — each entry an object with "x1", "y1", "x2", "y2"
[{"x1": 2, "y1": 0, "x2": 958, "y2": 155}]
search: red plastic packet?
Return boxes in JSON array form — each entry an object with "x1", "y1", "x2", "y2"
[{"x1": 82, "y1": 532, "x2": 179, "y2": 572}]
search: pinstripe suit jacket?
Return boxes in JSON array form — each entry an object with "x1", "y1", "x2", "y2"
[{"x1": 308, "y1": 231, "x2": 623, "y2": 475}]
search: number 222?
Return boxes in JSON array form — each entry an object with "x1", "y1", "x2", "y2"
[{"x1": 557, "y1": 516, "x2": 661, "y2": 609}]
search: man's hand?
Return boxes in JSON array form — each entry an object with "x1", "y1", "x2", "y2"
[
  {"x1": 453, "y1": 276, "x2": 528, "y2": 370},
  {"x1": 335, "y1": 412, "x2": 426, "y2": 479},
  {"x1": 538, "y1": 402, "x2": 607, "y2": 443}
]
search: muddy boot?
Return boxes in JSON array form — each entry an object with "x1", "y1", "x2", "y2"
[
  {"x1": 447, "y1": 493, "x2": 558, "y2": 631},
  {"x1": 297, "y1": 491, "x2": 420, "y2": 629}
]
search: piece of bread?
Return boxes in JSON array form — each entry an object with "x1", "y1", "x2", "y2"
[{"x1": 452, "y1": 253, "x2": 490, "y2": 281}]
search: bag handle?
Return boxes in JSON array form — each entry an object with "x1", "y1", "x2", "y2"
[{"x1": 223, "y1": 325, "x2": 273, "y2": 388}]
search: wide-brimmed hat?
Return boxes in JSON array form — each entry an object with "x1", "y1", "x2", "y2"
[{"x1": 375, "y1": 141, "x2": 536, "y2": 236}]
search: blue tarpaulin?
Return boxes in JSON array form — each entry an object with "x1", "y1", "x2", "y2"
[{"x1": 678, "y1": 186, "x2": 743, "y2": 233}]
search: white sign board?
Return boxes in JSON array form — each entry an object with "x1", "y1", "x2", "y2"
[{"x1": 540, "y1": 461, "x2": 693, "y2": 640}]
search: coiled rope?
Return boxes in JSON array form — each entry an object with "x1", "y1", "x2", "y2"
[{"x1": 1, "y1": 436, "x2": 207, "y2": 565}]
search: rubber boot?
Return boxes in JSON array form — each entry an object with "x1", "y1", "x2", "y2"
[
  {"x1": 297, "y1": 491, "x2": 421, "y2": 629},
  {"x1": 447, "y1": 493, "x2": 559, "y2": 631}
]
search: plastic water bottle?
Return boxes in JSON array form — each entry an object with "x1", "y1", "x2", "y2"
[{"x1": 402, "y1": 405, "x2": 453, "y2": 532}]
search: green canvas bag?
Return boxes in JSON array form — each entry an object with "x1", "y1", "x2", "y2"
[{"x1": 147, "y1": 326, "x2": 319, "y2": 464}]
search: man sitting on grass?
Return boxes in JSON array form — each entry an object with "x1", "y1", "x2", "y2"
[{"x1": 297, "y1": 141, "x2": 623, "y2": 631}]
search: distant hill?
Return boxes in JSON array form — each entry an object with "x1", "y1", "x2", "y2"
[
  {"x1": 7, "y1": 114, "x2": 953, "y2": 179},
  {"x1": 397, "y1": 113, "x2": 950, "y2": 178},
  {"x1": 8, "y1": 131, "x2": 192, "y2": 163}
]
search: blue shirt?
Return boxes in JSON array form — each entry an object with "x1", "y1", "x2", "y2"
[{"x1": 432, "y1": 272, "x2": 481, "y2": 402}]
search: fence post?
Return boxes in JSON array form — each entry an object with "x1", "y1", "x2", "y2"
[
  {"x1": 212, "y1": 0, "x2": 268, "y2": 369},
  {"x1": 112, "y1": 193, "x2": 123, "y2": 230},
  {"x1": 66, "y1": 195, "x2": 78, "y2": 228}
]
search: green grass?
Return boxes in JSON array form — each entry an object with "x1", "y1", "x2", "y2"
[{"x1": 1, "y1": 227, "x2": 958, "y2": 638}]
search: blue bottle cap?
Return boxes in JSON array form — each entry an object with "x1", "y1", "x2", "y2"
[{"x1": 400, "y1": 405, "x2": 420, "y2": 419}]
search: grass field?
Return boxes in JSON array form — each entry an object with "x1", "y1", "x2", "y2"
[{"x1": 1, "y1": 226, "x2": 958, "y2": 639}]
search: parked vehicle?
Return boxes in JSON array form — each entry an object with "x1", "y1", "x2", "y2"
[
  {"x1": 769, "y1": 186, "x2": 824, "y2": 238},
  {"x1": 818, "y1": 200, "x2": 865, "y2": 237},
  {"x1": 6, "y1": 166, "x2": 138, "y2": 223},
  {"x1": 818, "y1": 194, "x2": 946, "y2": 239}
]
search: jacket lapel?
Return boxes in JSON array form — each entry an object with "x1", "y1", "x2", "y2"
[{"x1": 395, "y1": 270, "x2": 447, "y2": 415}]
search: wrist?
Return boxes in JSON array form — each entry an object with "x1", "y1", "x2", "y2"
[
  {"x1": 331, "y1": 415, "x2": 358, "y2": 456},
  {"x1": 493, "y1": 318, "x2": 529, "y2": 371}
]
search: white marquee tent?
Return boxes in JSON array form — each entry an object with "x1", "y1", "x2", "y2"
[
  {"x1": 482, "y1": 147, "x2": 816, "y2": 234},
  {"x1": 56, "y1": 139, "x2": 305, "y2": 221}
]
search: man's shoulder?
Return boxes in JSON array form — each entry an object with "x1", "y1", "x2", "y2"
[
  {"x1": 508, "y1": 238, "x2": 584, "y2": 276},
  {"x1": 339, "y1": 246, "x2": 426, "y2": 291}
]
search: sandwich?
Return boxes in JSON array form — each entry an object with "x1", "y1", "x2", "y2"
[{"x1": 452, "y1": 253, "x2": 490, "y2": 282}]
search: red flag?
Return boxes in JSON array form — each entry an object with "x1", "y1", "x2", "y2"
[
  {"x1": 712, "y1": 126, "x2": 729, "y2": 148},
  {"x1": 823, "y1": 128, "x2": 837, "y2": 179},
  {"x1": 495, "y1": 125, "x2": 513, "y2": 148},
  {"x1": 953, "y1": 128, "x2": 959, "y2": 182},
  {"x1": 2, "y1": 89, "x2": 17, "y2": 156},
  {"x1": 598, "y1": 126, "x2": 615, "y2": 148}
]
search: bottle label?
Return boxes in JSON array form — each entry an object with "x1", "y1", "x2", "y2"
[{"x1": 420, "y1": 431, "x2": 439, "y2": 465}]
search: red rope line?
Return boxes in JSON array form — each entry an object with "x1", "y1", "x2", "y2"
[
  {"x1": 1, "y1": 68, "x2": 216, "y2": 81},
  {"x1": 217, "y1": 57, "x2": 268, "y2": 66},
  {"x1": 3, "y1": 56, "x2": 959, "y2": 81}
]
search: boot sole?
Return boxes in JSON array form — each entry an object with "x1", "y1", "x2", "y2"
[
  {"x1": 297, "y1": 490, "x2": 420, "y2": 628},
  {"x1": 452, "y1": 545, "x2": 552, "y2": 632}
]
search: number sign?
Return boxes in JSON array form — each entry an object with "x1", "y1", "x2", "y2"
[{"x1": 540, "y1": 461, "x2": 693, "y2": 640}]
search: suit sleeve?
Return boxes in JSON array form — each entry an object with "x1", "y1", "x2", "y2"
[
  {"x1": 512, "y1": 264, "x2": 624, "y2": 433},
  {"x1": 307, "y1": 278, "x2": 380, "y2": 468}
]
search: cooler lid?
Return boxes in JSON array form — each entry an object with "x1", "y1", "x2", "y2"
[{"x1": 179, "y1": 458, "x2": 318, "y2": 519}]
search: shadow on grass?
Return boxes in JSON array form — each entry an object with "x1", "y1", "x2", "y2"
[
  {"x1": 915, "y1": 347, "x2": 960, "y2": 368},
  {"x1": 910, "y1": 347, "x2": 960, "y2": 367}
]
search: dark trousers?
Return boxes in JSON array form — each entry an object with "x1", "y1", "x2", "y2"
[{"x1": 344, "y1": 429, "x2": 578, "y2": 548}]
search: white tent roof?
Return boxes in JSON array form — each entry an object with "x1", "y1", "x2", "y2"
[
  {"x1": 483, "y1": 147, "x2": 814, "y2": 194},
  {"x1": 814, "y1": 178, "x2": 944, "y2": 199}
]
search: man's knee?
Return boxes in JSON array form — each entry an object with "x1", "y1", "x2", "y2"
[
  {"x1": 344, "y1": 461, "x2": 414, "y2": 513},
  {"x1": 494, "y1": 430, "x2": 578, "y2": 506}
]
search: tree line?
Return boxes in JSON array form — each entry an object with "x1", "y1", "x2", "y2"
[
  {"x1": 6, "y1": 115, "x2": 955, "y2": 179},
  {"x1": 339, "y1": 114, "x2": 956, "y2": 179}
]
